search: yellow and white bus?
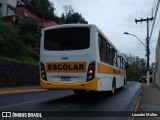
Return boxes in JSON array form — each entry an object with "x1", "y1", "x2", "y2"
[{"x1": 40, "y1": 24, "x2": 127, "y2": 95}]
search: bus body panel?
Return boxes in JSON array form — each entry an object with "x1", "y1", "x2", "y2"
[
  {"x1": 96, "y1": 62, "x2": 126, "y2": 91},
  {"x1": 40, "y1": 77, "x2": 98, "y2": 90},
  {"x1": 40, "y1": 24, "x2": 97, "y2": 87},
  {"x1": 41, "y1": 50, "x2": 92, "y2": 83},
  {"x1": 40, "y1": 24, "x2": 127, "y2": 92}
]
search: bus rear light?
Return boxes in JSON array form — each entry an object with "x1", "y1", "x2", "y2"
[
  {"x1": 86, "y1": 61, "x2": 95, "y2": 82},
  {"x1": 89, "y1": 70, "x2": 93, "y2": 74},
  {"x1": 40, "y1": 62, "x2": 47, "y2": 81},
  {"x1": 41, "y1": 70, "x2": 45, "y2": 73}
]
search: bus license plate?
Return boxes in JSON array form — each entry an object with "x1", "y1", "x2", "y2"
[{"x1": 61, "y1": 77, "x2": 71, "y2": 81}]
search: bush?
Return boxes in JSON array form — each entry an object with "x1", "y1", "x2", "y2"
[
  {"x1": 0, "y1": 20, "x2": 23, "y2": 57},
  {"x1": 18, "y1": 18, "x2": 39, "y2": 47},
  {"x1": 0, "y1": 19, "x2": 39, "y2": 65}
]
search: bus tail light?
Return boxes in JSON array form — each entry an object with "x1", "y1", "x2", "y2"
[
  {"x1": 86, "y1": 61, "x2": 95, "y2": 82},
  {"x1": 40, "y1": 62, "x2": 47, "y2": 81}
]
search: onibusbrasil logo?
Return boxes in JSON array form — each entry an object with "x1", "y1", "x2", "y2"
[{"x1": 1, "y1": 112, "x2": 42, "y2": 118}]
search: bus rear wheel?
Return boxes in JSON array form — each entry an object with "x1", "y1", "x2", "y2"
[{"x1": 110, "y1": 81, "x2": 116, "y2": 96}]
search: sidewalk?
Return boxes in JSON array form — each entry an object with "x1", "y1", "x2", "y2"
[
  {"x1": 0, "y1": 85, "x2": 43, "y2": 94},
  {"x1": 0, "y1": 85, "x2": 40, "y2": 91},
  {"x1": 135, "y1": 82, "x2": 160, "y2": 120}
]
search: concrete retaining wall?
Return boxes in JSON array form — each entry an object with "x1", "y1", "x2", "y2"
[{"x1": 0, "y1": 59, "x2": 39, "y2": 87}]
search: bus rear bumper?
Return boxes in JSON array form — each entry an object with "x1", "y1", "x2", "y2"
[{"x1": 40, "y1": 77, "x2": 98, "y2": 91}]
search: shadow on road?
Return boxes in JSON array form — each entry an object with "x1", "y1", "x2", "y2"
[{"x1": 41, "y1": 87, "x2": 125, "y2": 111}]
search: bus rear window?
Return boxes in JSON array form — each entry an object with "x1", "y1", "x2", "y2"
[{"x1": 44, "y1": 27, "x2": 90, "y2": 51}]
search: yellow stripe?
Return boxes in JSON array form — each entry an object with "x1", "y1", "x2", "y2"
[
  {"x1": 97, "y1": 62, "x2": 126, "y2": 76},
  {"x1": 131, "y1": 94, "x2": 142, "y2": 120},
  {"x1": 0, "y1": 89, "x2": 45, "y2": 95},
  {"x1": 40, "y1": 77, "x2": 98, "y2": 91}
]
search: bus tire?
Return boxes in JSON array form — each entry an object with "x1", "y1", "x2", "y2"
[
  {"x1": 110, "y1": 80, "x2": 116, "y2": 96},
  {"x1": 73, "y1": 90, "x2": 86, "y2": 95},
  {"x1": 124, "y1": 78, "x2": 127, "y2": 86}
]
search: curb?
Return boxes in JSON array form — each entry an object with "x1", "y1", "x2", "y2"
[
  {"x1": 131, "y1": 92, "x2": 142, "y2": 120},
  {"x1": 0, "y1": 86, "x2": 45, "y2": 94},
  {"x1": 125, "y1": 83, "x2": 142, "y2": 120}
]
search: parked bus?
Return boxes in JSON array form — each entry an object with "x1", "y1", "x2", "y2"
[{"x1": 40, "y1": 24, "x2": 127, "y2": 95}]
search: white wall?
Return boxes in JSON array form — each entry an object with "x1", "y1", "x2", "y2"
[
  {"x1": 0, "y1": 0, "x2": 17, "y2": 16},
  {"x1": 155, "y1": 31, "x2": 160, "y2": 87},
  {"x1": 8, "y1": 0, "x2": 17, "y2": 8},
  {"x1": 0, "y1": 0, "x2": 8, "y2": 16}
]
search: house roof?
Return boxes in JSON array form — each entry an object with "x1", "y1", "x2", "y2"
[
  {"x1": 16, "y1": 5, "x2": 42, "y2": 21},
  {"x1": 39, "y1": 20, "x2": 58, "y2": 28}
]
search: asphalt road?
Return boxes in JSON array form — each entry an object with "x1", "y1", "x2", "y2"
[{"x1": 0, "y1": 81, "x2": 142, "y2": 120}]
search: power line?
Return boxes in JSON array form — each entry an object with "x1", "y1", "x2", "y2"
[{"x1": 152, "y1": 0, "x2": 158, "y2": 15}]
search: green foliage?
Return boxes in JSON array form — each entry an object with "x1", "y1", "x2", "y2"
[
  {"x1": 22, "y1": 1, "x2": 87, "y2": 24},
  {"x1": 18, "y1": 18, "x2": 38, "y2": 47},
  {"x1": 0, "y1": 19, "x2": 39, "y2": 65},
  {"x1": 64, "y1": 12, "x2": 88, "y2": 24},
  {"x1": 0, "y1": 44, "x2": 39, "y2": 66},
  {"x1": 0, "y1": 1, "x2": 88, "y2": 66},
  {"x1": 14, "y1": 45, "x2": 39, "y2": 65},
  {"x1": 60, "y1": 5, "x2": 88, "y2": 24},
  {"x1": 24, "y1": 0, "x2": 57, "y2": 20},
  {"x1": 0, "y1": 10, "x2": 1, "y2": 15},
  {"x1": 0, "y1": 20, "x2": 23, "y2": 57},
  {"x1": 124, "y1": 54, "x2": 147, "y2": 81}
]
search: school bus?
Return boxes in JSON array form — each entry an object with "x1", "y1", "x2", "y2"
[{"x1": 40, "y1": 24, "x2": 127, "y2": 95}]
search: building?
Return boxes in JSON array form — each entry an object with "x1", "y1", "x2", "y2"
[
  {"x1": 0, "y1": 0, "x2": 58, "y2": 27},
  {"x1": 0, "y1": 0, "x2": 25, "y2": 24},
  {"x1": 155, "y1": 30, "x2": 160, "y2": 87},
  {"x1": 0, "y1": 0, "x2": 25, "y2": 16},
  {"x1": 0, "y1": 0, "x2": 58, "y2": 48}
]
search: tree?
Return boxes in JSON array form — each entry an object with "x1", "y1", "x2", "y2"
[
  {"x1": 23, "y1": 0, "x2": 57, "y2": 20},
  {"x1": 124, "y1": 54, "x2": 147, "y2": 81},
  {"x1": 0, "y1": 19, "x2": 23, "y2": 57},
  {"x1": 60, "y1": 5, "x2": 88, "y2": 24},
  {"x1": 18, "y1": 18, "x2": 38, "y2": 47}
]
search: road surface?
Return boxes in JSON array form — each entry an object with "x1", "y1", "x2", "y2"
[{"x1": 0, "y1": 81, "x2": 141, "y2": 120}]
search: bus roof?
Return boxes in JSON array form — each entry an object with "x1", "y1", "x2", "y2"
[{"x1": 42, "y1": 24, "x2": 93, "y2": 31}]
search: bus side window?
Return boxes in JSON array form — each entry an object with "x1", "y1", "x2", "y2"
[
  {"x1": 116, "y1": 52, "x2": 118, "y2": 67},
  {"x1": 106, "y1": 44, "x2": 112, "y2": 65},
  {"x1": 121, "y1": 58, "x2": 124, "y2": 69},
  {"x1": 98, "y1": 36, "x2": 103, "y2": 49},
  {"x1": 117, "y1": 56, "x2": 121, "y2": 69},
  {"x1": 106, "y1": 42, "x2": 110, "y2": 64},
  {"x1": 110, "y1": 46, "x2": 113, "y2": 65},
  {"x1": 98, "y1": 33, "x2": 108, "y2": 63},
  {"x1": 121, "y1": 57, "x2": 124, "y2": 69},
  {"x1": 113, "y1": 50, "x2": 117, "y2": 67},
  {"x1": 98, "y1": 35, "x2": 103, "y2": 61}
]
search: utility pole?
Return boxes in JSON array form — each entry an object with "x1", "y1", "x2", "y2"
[
  {"x1": 135, "y1": 17, "x2": 153, "y2": 70},
  {"x1": 135, "y1": 17, "x2": 153, "y2": 86}
]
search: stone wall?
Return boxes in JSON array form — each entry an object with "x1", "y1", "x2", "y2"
[{"x1": 0, "y1": 59, "x2": 39, "y2": 87}]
